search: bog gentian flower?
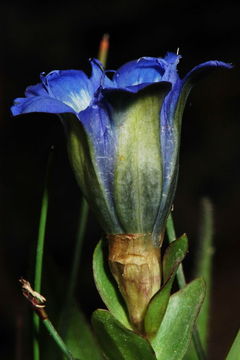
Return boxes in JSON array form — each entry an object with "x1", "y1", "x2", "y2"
[
  {"x1": 11, "y1": 53, "x2": 231, "y2": 329},
  {"x1": 11, "y1": 54, "x2": 231, "y2": 240}
]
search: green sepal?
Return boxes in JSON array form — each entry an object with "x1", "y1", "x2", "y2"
[
  {"x1": 93, "y1": 239, "x2": 132, "y2": 329},
  {"x1": 106, "y1": 82, "x2": 171, "y2": 233},
  {"x1": 144, "y1": 276, "x2": 175, "y2": 339},
  {"x1": 163, "y1": 233, "x2": 188, "y2": 283},
  {"x1": 151, "y1": 278, "x2": 206, "y2": 360},
  {"x1": 144, "y1": 234, "x2": 188, "y2": 337},
  {"x1": 92, "y1": 309, "x2": 157, "y2": 360},
  {"x1": 226, "y1": 329, "x2": 240, "y2": 360}
]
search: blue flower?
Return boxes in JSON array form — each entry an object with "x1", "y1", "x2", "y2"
[{"x1": 12, "y1": 53, "x2": 231, "y2": 244}]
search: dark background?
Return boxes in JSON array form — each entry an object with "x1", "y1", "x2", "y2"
[{"x1": 1, "y1": 1, "x2": 240, "y2": 359}]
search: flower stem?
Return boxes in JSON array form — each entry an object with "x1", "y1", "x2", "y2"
[
  {"x1": 42, "y1": 318, "x2": 74, "y2": 360},
  {"x1": 166, "y1": 213, "x2": 206, "y2": 360},
  {"x1": 192, "y1": 328, "x2": 207, "y2": 360},
  {"x1": 166, "y1": 214, "x2": 186, "y2": 288},
  {"x1": 33, "y1": 146, "x2": 54, "y2": 360},
  {"x1": 67, "y1": 197, "x2": 89, "y2": 305}
]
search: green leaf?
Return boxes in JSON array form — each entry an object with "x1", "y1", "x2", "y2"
[
  {"x1": 163, "y1": 234, "x2": 188, "y2": 283},
  {"x1": 226, "y1": 330, "x2": 240, "y2": 360},
  {"x1": 151, "y1": 278, "x2": 205, "y2": 360},
  {"x1": 93, "y1": 239, "x2": 132, "y2": 329},
  {"x1": 92, "y1": 309, "x2": 157, "y2": 360},
  {"x1": 59, "y1": 302, "x2": 103, "y2": 360},
  {"x1": 144, "y1": 277, "x2": 174, "y2": 338},
  {"x1": 144, "y1": 234, "x2": 188, "y2": 337},
  {"x1": 106, "y1": 82, "x2": 171, "y2": 233}
]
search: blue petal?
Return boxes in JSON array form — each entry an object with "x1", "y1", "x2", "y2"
[
  {"x1": 11, "y1": 95, "x2": 75, "y2": 116},
  {"x1": 40, "y1": 69, "x2": 97, "y2": 113},
  {"x1": 152, "y1": 58, "x2": 233, "y2": 242},
  {"x1": 25, "y1": 82, "x2": 48, "y2": 97},
  {"x1": 182, "y1": 60, "x2": 233, "y2": 87},
  {"x1": 103, "y1": 82, "x2": 157, "y2": 95},
  {"x1": 161, "y1": 59, "x2": 233, "y2": 178},
  {"x1": 161, "y1": 59, "x2": 232, "y2": 131},
  {"x1": 157, "y1": 52, "x2": 182, "y2": 126},
  {"x1": 162, "y1": 52, "x2": 181, "y2": 84},
  {"x1": 78, "y1": 103, "x2": 122, "y2": 232},
  {"x1": 90, "y1": 58, "x2": 103, "y2": 81},
  {"x1": 79, "y1": 103, "x2": 116, "y2": 195},
  {"x1": 112, "y1": 57, "x2": 168, "y2": 88},
  {"x1": 90, "y1": 58, "x2": 114, "y2": 89},
  {"x1": 163, "y1": 52, "x2": 181, "y2": 64}
]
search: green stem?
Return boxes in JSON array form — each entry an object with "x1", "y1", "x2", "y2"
[
  {"x1": 67, "y1": 198, "x2": 89, "y2": 304},
  {"x1": 33, "y1": 330, "x2": 40, "y2": 360},
  {"x1": 192, "y1": 328, "x2": 207, "y2": 360},
  {"x1": 166, "y1": 213, "x2": 206, "y2": 360},
  {"x1": 33, "y1": 147, "x2": 54, "y2": 360},
  {"x1": 43, "y1": 319, "x2": 74, "y2": 360},
  {"x1": 58, "y1": 198, "x2": 89, "y2": 340},
  {"x1": 194, "y1": 198, "x2": 214, "y2": 349},
  {"x1": 166, "y1": 214, "x2": 186, "y2": 288}
]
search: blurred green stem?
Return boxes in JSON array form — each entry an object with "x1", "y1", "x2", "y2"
[
  {"x1": 166, "y1": 213, "x2": 206, "y2": 360},
  {"x1": 33, "y1": 147, "x2": 54, "y2": 360},
  {"x1": 43, "y1": 318, "x2": 74, "y2": 360},
  {"x1": 67, "y1": 198, "x2": 89, "y2": 304},
  {"x1": 194, "y1": 198, "x2": 214, "y2": 348}
]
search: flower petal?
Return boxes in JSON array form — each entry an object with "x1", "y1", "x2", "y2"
[
  {"x1": 11, "y1": 95, "x2": 75, "y2": 116},
  {"x1": 40, "y1": 69, "x2": 96, "y2": 113},
  {"x1": 90, "y1": 58, "x2": 114, "y2": 89},
  {"x1": 63, "y1": 110, "x2": 123, "y2": 234},
  {"x1": 162, "y1": 52, "x2": 181, "y2": 84},
  {"x1": 112, "y1": 57, "x2": 168, "y2": 88},
  {"x1": 103, "y1": 82, "x2": 159, "y2": 94},
  {"x1": 79, "y1": 103, "x2": 116, "y2": 202},
  {"x1": 25, "y1": 82, "x2": 48, "y2": 97},
  {"x1": 182, "y1": 60, "x2": 233, "y2": 91},
  {"x1": 152, "y1": 59, "x2": 233, "y2": 242}
]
